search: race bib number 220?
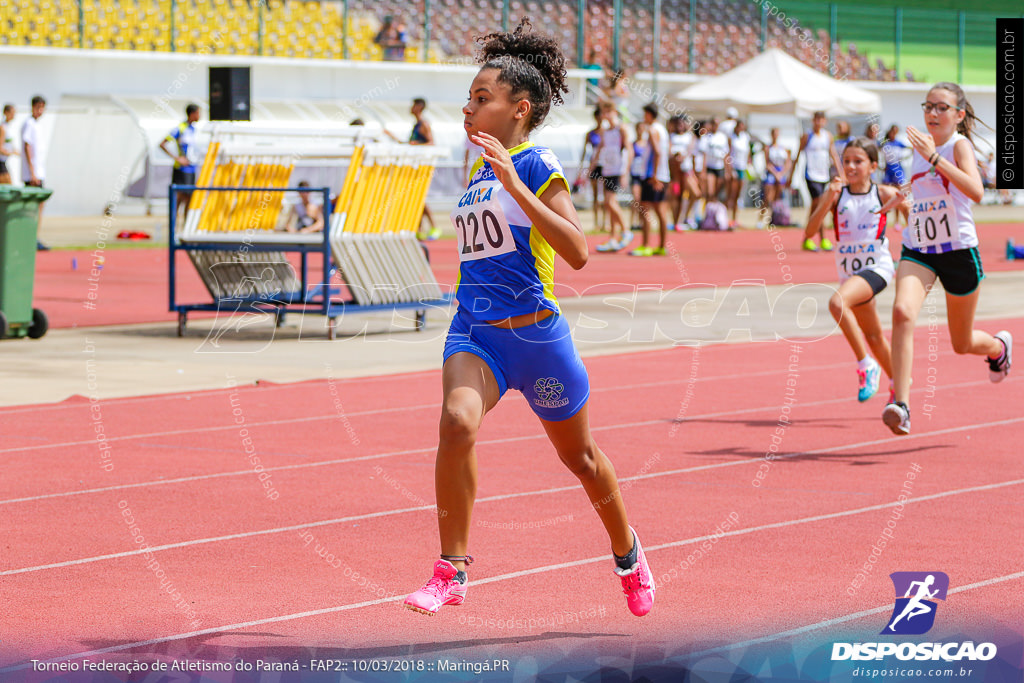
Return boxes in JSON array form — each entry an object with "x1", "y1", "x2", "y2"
[{"x1": 451, "y1": 180, "x2": 517, "y2": 262}]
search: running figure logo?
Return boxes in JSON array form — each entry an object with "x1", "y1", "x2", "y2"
[{"x1": 883, "y1": 572, "x2": 949, "y2": 635}]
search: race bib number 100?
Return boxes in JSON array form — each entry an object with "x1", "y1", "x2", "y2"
[
  {"x1": 835, "y1": 239, "x2": 884, "y2": 278},
  {"x1": 451, "y1": 181, "x2": 517, "y2": 262}
]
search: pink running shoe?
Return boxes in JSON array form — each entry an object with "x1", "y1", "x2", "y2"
[
  {"x1": 614, "y1": 527, "x2": 655, "y2": 617},
  {"x1": 404, "y1": 560, "x2": 467, "y2": 615}
]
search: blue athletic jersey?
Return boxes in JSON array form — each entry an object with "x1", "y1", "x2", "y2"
[
  {"x1": 452, "y1": 141, "x2": 568, "y2": 320},
  {"x1": 165, "y1": 121, "x2": 198, "y2": 172}
]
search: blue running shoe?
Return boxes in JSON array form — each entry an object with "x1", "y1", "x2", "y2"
[{"x1": 857, "y1": 359, "x2": 881, "y2": 402}]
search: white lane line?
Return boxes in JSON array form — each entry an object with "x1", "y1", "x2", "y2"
[
  {"x1": 2, "y1": 499, "x2": 1021, "y2": 673},
  {"x1": 0, "y1": 360, "x2": 842, "y2": 455},
  {"x1": 0, "y1": 346, "x2": 970, "y2": 454},
  {"x1": 3, "y1": 444, "x2": 1021, "y2": 578},
  {"x1": 0, "y1": 378, "x2": 999, "y2": 507},
  {"x1": 683, "y1": 570, "x2": 1024, "y2": 661}
]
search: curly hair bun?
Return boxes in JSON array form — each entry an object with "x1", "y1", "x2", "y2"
[{"x1": 476, "y1": 17, "x2": 569, "y2": 131}]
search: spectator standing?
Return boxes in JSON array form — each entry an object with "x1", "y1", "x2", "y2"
[
  {"x1": 718, "y1": 106, "x2": 739, "y2": 138},
  {"x1": 407, "y1": 97, "x2": 439, "y2": 240},
  {"x1": 375, "y1": 16, "x2": 407, "y2": 61},
  {"x1": 575, "y1": 107, "x2": 605, "y2": 233},
  {"x1": 757, "y1": 127, "x2": 791, "y2": 229},
  {"x1": 21, "y1": 95, "x2": 46, "y2": 189},
  {"x1": 702, "y1": 117, "x2": 730, "y2": 203},
  {"x1": 833, "y1": 120, "x2": 853, "y2": 175},
  {"x1": 0, "y1": 103, "x2": 17, "y2": 184},
  {"x1": 791, "y1": 110, "x2": 843, "y2": 250},
  {"x1": 881, "y1": 124, "x2": 912, "y2": 225},
  {"x1": 21, "y1": 95, "x2": 49, "y2": 249},
  {"x1": 726, "y1": 119, "x2": 751, "y2": 228},
  {"x1": 630, "y1": 103, "x2": 670, "y2": 256},
  {"x1": 160, "y1": 103, "x2": 201, "y2": 225},
  {"x1": 593, "y1": 102, "x2": 631, "y2": 252}
]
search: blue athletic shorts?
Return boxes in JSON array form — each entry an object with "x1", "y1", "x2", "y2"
[{"x1": 443, "y1": 310, "x2": 590, "y2": 421}]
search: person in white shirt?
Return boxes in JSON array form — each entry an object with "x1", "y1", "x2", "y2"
[
  {"x1": 718, "y1": 106, "x2": 739, "y2": 138},
  {"x1": 758, "y1": 127, "x2": 792, "y2": 229},
  {"x1": 593, "y1": 102, "x2": 632, "y2": 252},
  {"x1": 790, "y1": 110, "x2": 843, "y2": 251},
  {"x1": 726, "y1": 119, "x2": 751, "y2": 228},
  {"x1": 669, "y1": 115, "x2": 702, "y2": 231},
  {"x1": 21, "y1": 95, "x2": 46, "y2": 188},
  {"x1": 630, "y1": 102, "x2": 671, "y2": 256},
  {"x1": 21, "y1": 95, "x2": 49, "y2": 249},
  {"x1": 0, "y1": 103, "x2": 18, "y2": 184},
  {"x1": 702, "y1": 117, "x2": 730, "y2": 203}
]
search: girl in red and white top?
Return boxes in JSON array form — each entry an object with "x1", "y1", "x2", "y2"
[
  {"x1": 804, "y1": 138, "x2": 901, "y2": 403},
  {"x1": 880, "y1": 82, "x2": 1012, "y2": 436}
]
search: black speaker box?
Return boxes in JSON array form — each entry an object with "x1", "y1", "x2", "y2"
[{"x1": 209, "y1": 67, "x2": 251, "y2": 121}]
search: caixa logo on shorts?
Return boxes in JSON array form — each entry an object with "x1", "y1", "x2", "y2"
[{"x1": 533, "y1": 377, "x2": 569, "y2": 409}]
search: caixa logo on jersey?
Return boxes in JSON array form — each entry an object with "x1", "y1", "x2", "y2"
[{"x1": 832, "y1": 572, "x2": 998, "y2": 662}]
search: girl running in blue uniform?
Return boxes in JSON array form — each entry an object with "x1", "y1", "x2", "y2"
[
  {"x1": 881, "y1": 82, "x2": 1012, "y2": 435},
  {"x1": 804, "y1": 138, "x2": 900, "y2": 402},
  {"x1": 404, "y1": 18, "x2": 655, "y2": 618}
]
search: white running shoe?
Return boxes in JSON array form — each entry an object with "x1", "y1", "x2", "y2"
[
  {"x1": 882, "y1": 402, "x2": 911, "y2": 436},
  {"x1": 988, "y1": 331, "x2": 1012, "y2": 383}
]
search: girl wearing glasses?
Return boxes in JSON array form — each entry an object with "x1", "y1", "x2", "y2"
[{"x1": 881, "y1": 82, "x2": 1012, "y2": 435}]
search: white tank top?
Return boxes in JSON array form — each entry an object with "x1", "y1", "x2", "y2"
[
  {"x1": 904, "y1": 132, "x2": 977, "y2": 253},
  {"x1": 731, "y1": 132, "x2": 751, "y2": 170},
  {"x1": 767, "y1": 143, "x2": 787, "y2": 169},
  {"x1": 705, "y1": 131, "x2": 730, "y2": 171},
  {"x1": 693, "y1": 136, "x2": 706, "y2": 172},
  {"x1": 670, "y1": 132, "x2": 694, "y2": 172},
  {"x1": 646, "y1": 122, "x2": 670, "y2": 183},
  {"x1": 832, "y1": 183, "x2": 896, "y2": 284},
  {"x1": 599, "y1": 125, "x2": 625, "y2": 175},
  {"x1": 804, "y1": 130, "x2": 831, "y2": 182},
  {"x1": 834, "y1": 184, "x2": 886, "y2": 243}
]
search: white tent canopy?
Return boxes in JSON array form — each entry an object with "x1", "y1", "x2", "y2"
[{"x1": 674, "y1": 49, "x2": 881, "y2": 117}]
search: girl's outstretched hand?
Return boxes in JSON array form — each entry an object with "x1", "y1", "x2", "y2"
[{"x1": 874, "y1": 185, "x2": 911, "y2": 216}]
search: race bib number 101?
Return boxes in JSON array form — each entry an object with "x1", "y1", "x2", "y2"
[
  {"x1": 451, "y1": 181, "x2": 517, "y2": 262},
  {"x1": 909, "y1": 196, "x2": 956, "y2": 249}
]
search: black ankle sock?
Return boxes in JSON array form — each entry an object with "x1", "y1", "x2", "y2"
[
  {"x1": 455, "y1": 570, "x2": 467, "y2": 584},
  {"x1": 614, "y1": 532, "x2": 638, "y2": 571}
]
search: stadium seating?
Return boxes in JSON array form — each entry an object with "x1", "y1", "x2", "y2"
[{"x1": 0, "y1": 0, "x2": 912, "y2": 81}]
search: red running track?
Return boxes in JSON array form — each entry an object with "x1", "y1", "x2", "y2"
[
  {"x1": 33, "y1": 223, "x2": 1024, "y2": 329},
  {"x1": 1, "y1": 318, "x2": 1021, "y2": 674}
]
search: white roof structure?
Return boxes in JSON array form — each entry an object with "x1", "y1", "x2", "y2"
[{"x1": 675, "y1": 49, "x2": 881, "y2": 117}]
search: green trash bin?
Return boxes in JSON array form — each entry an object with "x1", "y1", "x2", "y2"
[{"x1": 0, "y1": 185, "x2": 53, "y2": 340}]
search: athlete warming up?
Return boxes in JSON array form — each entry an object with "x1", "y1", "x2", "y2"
[
  {"x1": 881, "y1": 82, "x2": 1012, "y2": 435},
  {"x1": 404, "y1": 18, "x2": 655, "y2": 618},
  {"x1": 804, "y1": 138, "x2": 900, "y2": 402}
]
